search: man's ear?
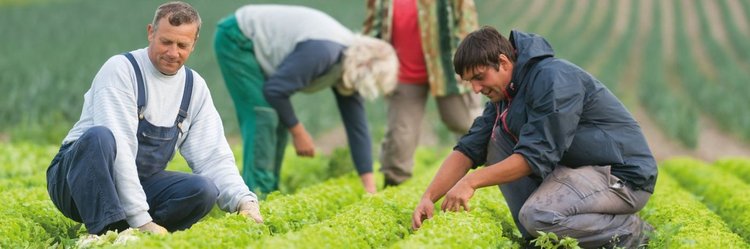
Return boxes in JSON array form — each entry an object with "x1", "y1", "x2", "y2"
[
  {"x1": 499, "y1": 54, "x2": 512, "y2": 71},
  {"x1": 147, "y1": 24, "x2": 154, "y2": 41}
]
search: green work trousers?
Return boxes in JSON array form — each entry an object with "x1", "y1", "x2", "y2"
[{"x1": 214, "y1": 15, "x2": 287, "y2": 194}]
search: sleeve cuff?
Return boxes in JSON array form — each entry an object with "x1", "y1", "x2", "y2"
[
  {"x1": 514, "y1": 150, "x2": 548, "y2": 179},
  {"x1": 126, "y1": 212, "x2": 152, "y2": 228},
  {"x1": 453, "y1": 146, "x2": 481, "y2": 168},
  {"x1": 235, "y1": 196, "x2": 258, "y2": 212}
]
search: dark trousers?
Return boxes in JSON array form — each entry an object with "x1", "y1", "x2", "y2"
[{"x1": 47, "y1": 126, "x2": 219, "y2": 234}]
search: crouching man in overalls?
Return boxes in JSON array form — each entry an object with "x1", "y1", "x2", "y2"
[{"x1": 46, "y1": 1, "x2": 263, "y2": 235}]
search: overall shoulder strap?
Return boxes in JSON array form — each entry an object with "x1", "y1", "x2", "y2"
[
  {"x1": 176, "y1": 67, "x2": 194, "y2": 131},
  {"x1": 122, "y1": 52, "x2": 146, "y2": 120}
]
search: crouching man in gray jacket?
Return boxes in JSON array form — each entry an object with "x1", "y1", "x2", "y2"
[{"x1": 411, "y1": 26, "x2": 657, "y2": 249}]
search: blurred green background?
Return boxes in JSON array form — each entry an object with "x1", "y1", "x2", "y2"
[{"x1": 2, "y1": 0, "x2": 750, "y2": 155}]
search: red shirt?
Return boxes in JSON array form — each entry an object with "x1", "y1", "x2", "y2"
[{"x1": 391, "y1": 0, "x2": 428, "y2": 84}]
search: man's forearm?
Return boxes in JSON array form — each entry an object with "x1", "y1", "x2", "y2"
[
  {"x1": 421, "y1": 150, "x2": 473, "y2": 202},
  {"x1": 462, "y1": 153, "x2": 532, "y2": 189}
]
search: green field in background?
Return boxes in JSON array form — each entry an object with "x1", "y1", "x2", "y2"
[{"x1": 2, "y1": 0, "x2": 750, "y2": 147}]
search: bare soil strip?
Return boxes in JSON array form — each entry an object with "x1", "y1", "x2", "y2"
[
  {"x1": 702, "y1": 0, "x2": 730, "y2": 46},
  {"x1": 616, "y1": 0, "x2": 650, "y2": 105},
  {"x1": 634, "y1": 108, "x2": 693, "y2": 162},
  {"x1": 694, "y1": 117, "x2": 750, "y2": 161},
  {"x1": 585, "y1": 0, "x2": 632, "y2": 78},
  {"x1": 613, "y1": 0, "x2": 632, "y2": 34},
  {"x1": 680, "y1": 0, "x2": 717, "y2": 79},
  {"x1": 700, "y1": 0, "x2": 750, "y2": 70},
  {"x1": 531, "y1": 0, "x2": 566, "y2": 35},
  {"x1": 660, "y1": 0, "x2": 676, "y2": 60},
  {"x1": 726, "y1": 0, "x2": 750, "y2": 36},
  {"x1": 562, "y1": 0, "x2": 589, "y2": 34},
  {"x1": 560, "y1": 0, "x2": 609, "y2": 59},
  {"x1": 506, "y1": 0, "x2": 547, "y2": 30},
  {"x1": 583, "y1": 1, "x2": 611, "y2": 42},
  {"x1": 639, "y1": 107, "x2": 750, "y2": 162},
  {"x1": 614, "y1": 0, "x2": 683, "y2": 162}
]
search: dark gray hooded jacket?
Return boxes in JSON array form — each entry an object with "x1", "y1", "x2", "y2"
[{"x1": 455, "y1": 30, "x2": 657, "y2": 193}]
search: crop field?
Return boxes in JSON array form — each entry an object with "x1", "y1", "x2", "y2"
[
  {"x1": 2, "y1": 0, "x2": 750, "y2": 248},
  {"x1": 2, "y1": 143, "x2": 750, "y2": 248}
]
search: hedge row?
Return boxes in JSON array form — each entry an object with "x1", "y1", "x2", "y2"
[
  {"x1": 662, "y1": 157, "x2": 750, "y2": 241},
  {"x1": 640, "y1": 169, "x2": 748, "y2": 248}
]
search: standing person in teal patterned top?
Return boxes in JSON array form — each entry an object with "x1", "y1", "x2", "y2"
[
  {"x1": 214, "y1": 4, "x2": 399, "y2": 195},
  {"x1": 364, "y1": 0, "x2": 483, "y2": 186}
]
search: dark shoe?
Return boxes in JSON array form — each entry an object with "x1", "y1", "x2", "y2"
[
  {"x1": 638, "y1": 222, "x2": 654, "y2": 248},
  {"x1": 618, "y1": 219, "x2": 653, "y2": 249},
  {"x1": 384, "y1": 178, "x2": 400, "y2": 188}
]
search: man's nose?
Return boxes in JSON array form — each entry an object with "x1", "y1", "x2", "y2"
[
  {"x1": 471, "y1": 82, "x2": 482, "y2": 94},
  {"x1": 166, "y1": 45, "x2": 179, "y2": 58}
]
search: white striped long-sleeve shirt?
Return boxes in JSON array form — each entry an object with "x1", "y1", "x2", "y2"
[{"x1": 63, "y1": 48, "x2": 256, "y2": 228}]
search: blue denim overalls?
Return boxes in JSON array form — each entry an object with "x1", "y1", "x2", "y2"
[
  {"x1": 46, "y1": 53, "x2": 218, "y2": 234},
  {"x1": 123, "y1": 52, "x2": 192, "y2": 178}
]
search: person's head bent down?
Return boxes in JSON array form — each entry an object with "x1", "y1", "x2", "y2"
[
  {"x1": 453, "y1": 26, "x2": 517, "y2": 103},
  {"x1": 340, "y1": 34, "x2": 399, "y2": 100}
]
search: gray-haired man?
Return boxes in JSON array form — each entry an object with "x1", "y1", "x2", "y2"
[{"x1": 47, "y1": 1, "x2": 262, "y2": 235}]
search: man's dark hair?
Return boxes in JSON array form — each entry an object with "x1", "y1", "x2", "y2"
[
  {"x1": 453, "y1": 26, "x2": 516, "y2": 76},
  {"x1": 151, "y1": 1, "x2": 201, "y2": 37}
]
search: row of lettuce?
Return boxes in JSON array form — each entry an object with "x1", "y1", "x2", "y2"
[{"x1": 2, "y1": 142, "x2": 750, "y2": 248}]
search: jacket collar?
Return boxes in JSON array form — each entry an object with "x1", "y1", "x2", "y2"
[{"x1": 507, "y1": 30, "x2": 555, "y2": 97}]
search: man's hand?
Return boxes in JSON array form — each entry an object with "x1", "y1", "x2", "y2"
[
  {"x1": 411, "y1": 198, "x2": 435, "y2": 230},
  {"x1": 238, "y1": 200, "x2": 264, "y2": 223},
  {"x1": 440, "y1": 179, "x2": 475, "y2": 212},
  {"x1": 137, "y1": 221, "x2": 168, "y2": 235},
  {"x1": 290, "y1": 123, "x2": 315, "y2": 157}
]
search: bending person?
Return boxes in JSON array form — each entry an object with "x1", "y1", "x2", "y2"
[{"x1": 214, "y1": 4, "x2": 398, "y2": 194}]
